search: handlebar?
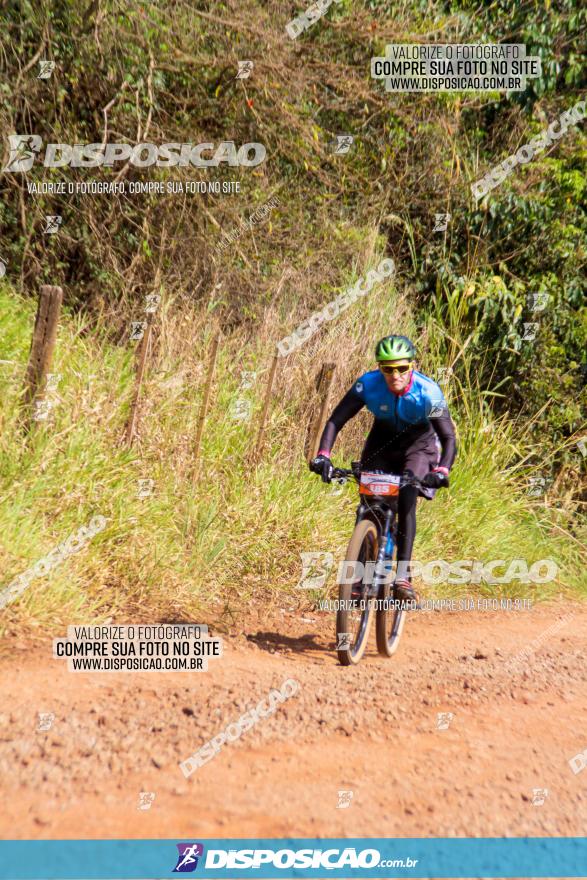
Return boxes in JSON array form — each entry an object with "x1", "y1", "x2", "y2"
[
  {"x1": 330, "y1": 463, "x2": 425, "y2": 491},
  {"x1": 331, "y1": 465, "x2": 360, "y2": 481}
]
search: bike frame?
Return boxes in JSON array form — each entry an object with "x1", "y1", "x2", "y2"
[
  {"x1": 331, "y1": 462, "x2": 422, "y2": 599},
  {"x1": 355, "y1": 499, "x2": 396, "y2": 598}
]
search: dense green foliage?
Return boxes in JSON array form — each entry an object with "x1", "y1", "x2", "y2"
[{"x1": 1, "y1": 1, "x2": 584, "y2": 454}]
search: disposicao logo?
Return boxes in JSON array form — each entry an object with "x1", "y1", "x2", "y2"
[
  {"x1": 2, "y1": 135, "x2": 266, "y2": 172},
  {"x1": 173, "y1": 843, "x2": 204, "y2": 872}
]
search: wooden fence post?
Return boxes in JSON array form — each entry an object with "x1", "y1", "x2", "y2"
[
  {"x1": 23, "y1": 285, "x2": 63, "y2": 430},
  {"x1": 192, "y1": 332, "x2": 221, "y2": 472},
  {"x1": 124, "y1": 313, "x2": 154, "y2": 447},
  {"x1": 253, "y1": 352, "x2": 280, "y2": 462},
  {"x1": 307, "y1": 362, "x2": 336, "y2": 462}
]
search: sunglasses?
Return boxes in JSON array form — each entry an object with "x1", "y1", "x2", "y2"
[{"x1": 380, "y1": 363, "x2": 412, "y2": 375}]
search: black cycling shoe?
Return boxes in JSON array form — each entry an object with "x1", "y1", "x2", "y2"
[{"x1": 393, "y1": 578, "x2": 420, "y2": 608}]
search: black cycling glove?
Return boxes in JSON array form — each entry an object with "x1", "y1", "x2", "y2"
[
  {"x1": 309, "y1": 454, "x2": 334, "y2": 483},
  {"x1": 422, "y1": 470, "x2": 450, "y2": 489}
]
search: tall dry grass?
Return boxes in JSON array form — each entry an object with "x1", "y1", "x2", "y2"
[{"x1": 0, "y1": 262, "x2": 584, "y2": 644}]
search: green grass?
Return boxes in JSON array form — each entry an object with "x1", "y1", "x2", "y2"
[{"x1": 0, "y1": 276, "x2": 584, "y2": 639}]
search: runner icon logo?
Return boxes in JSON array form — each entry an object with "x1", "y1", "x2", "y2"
[
  {"x1": 522, "y1": 322, "x2": 539, "y2": 341},
  {"x1": 137, "y1": 479, "x2": 155, "y2": 499},
  {"x1": 436, "y1": 711, "x2": 454, "y2": 730},
  {"x1": 297, "y1": 551, "x2": 334, "y2": 589},
  {"x1": 236, "y1": 60, "x2": 254, "y2": 79},
  {"x1": 331, "y1": 135, "x2": 354, "y2": 154},
  {"x1": 38, "y1": 60, "x2": 56, "y2": 79},
  {"x1": 137, "y1": 791, "x2": 155, "y2": 811},
  {"x1": 43, "y1": 215, "x2": 62, "y2": 234},
  {"x1": 37, "y1": 712, "x2": 55, "y2": 731},
  {"x1": 337, "y1": 632, "x2": 352, "y2": 650},
  {"x1": 433, "y1": 212, "x2": 451, "y2": 232},
  {"x1": 337, "y1": 790, "x2": 354, "y2": 808},
  {"x1": 130, "y1": 321, "x2": 147, "y2": 341},
  {"x1": 173, "y1": 843, "x2": 204, "y2": 873}
]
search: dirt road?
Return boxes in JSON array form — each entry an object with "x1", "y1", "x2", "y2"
[{"x1": 1, "y1": 602, "x2": 586, "y2": 841}]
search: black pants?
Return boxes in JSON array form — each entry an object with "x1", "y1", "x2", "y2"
[{"x1": 360, "y1": 423, "x2": 440, "y2": 581}]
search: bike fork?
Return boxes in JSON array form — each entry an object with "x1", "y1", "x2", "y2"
[{"x1": 366, "y1": 510, "x2": 394, "y2": 598}]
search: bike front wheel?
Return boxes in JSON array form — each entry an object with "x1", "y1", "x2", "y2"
[
  {"x1": 336, "y1": 519, "x2": 378, "y2": 666},
  {"x1": 375, "y1": 577, "x2": 407, "y2": 657}
]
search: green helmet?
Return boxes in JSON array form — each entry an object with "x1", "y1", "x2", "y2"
[{"x1": 375, "y1": 335, "x2": 416, "y2": 362}]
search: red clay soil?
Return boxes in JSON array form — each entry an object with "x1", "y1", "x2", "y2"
[{"x1": 0, "y1": 602, "x2": 586, "y2": 866}]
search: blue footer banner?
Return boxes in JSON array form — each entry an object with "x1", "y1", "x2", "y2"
[{"x1": 0, "y1": 838, "x2": 586, "y2": 879}]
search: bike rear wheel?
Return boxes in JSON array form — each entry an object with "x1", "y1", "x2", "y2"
[{"x1": 336, "y1": 519, "x2": 378, "y2": 666}]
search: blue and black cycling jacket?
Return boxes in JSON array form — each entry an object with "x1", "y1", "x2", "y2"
[{"x1": 318, "y1": 369, "x2": 457, "y2": 471}]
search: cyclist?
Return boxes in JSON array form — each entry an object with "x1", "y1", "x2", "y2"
[{"x1": 309, "y1": 335, "x2": 457, "y2": 603}]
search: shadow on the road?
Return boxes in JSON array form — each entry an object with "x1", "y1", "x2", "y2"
[{"x1": 246, "y1": 630, "x2": 329, "y2": 656}]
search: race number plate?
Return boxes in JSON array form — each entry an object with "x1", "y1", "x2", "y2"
[{"x1": 359, "y1": 472, "x2": 401, "y2": 496}]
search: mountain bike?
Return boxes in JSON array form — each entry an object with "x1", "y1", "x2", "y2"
[{"x1": 329, "y1": 462, "x2": 423, "y2": 666}]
